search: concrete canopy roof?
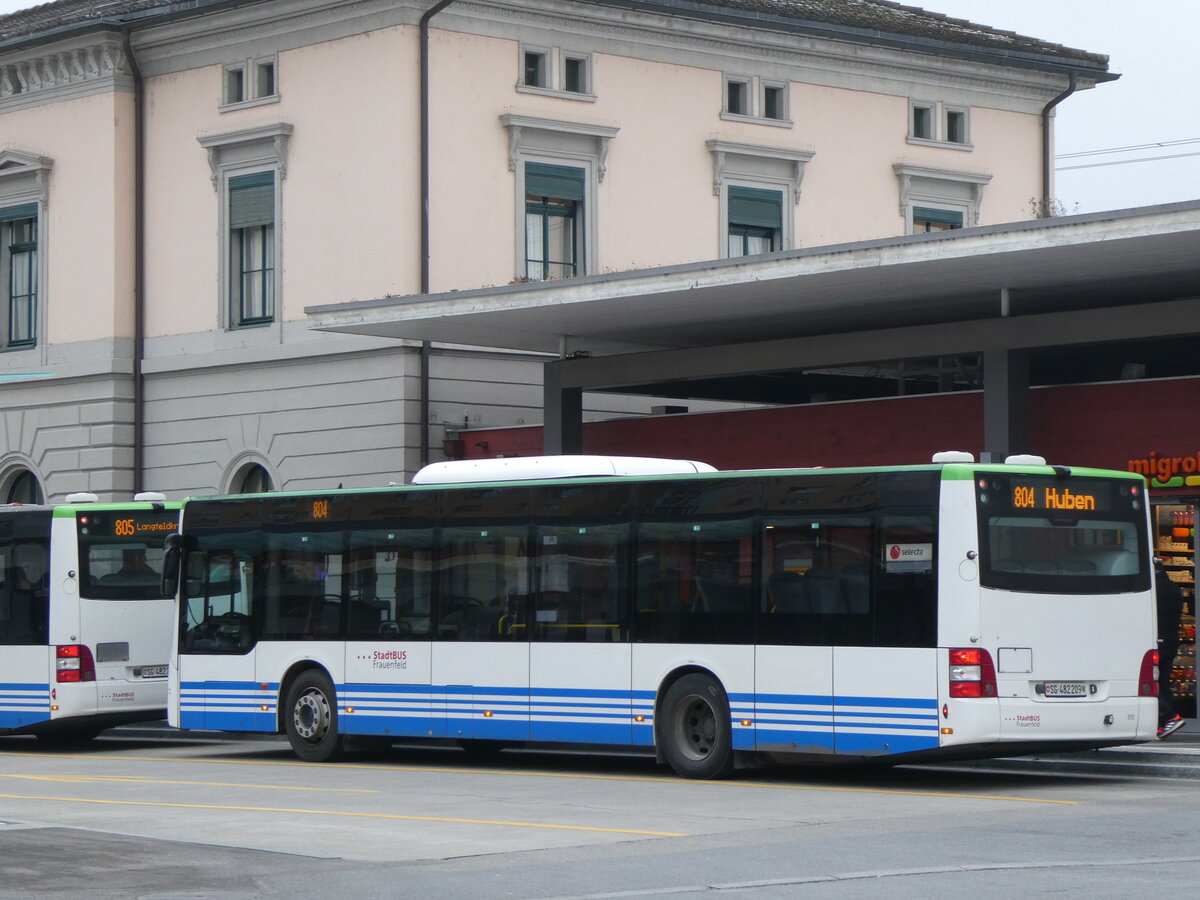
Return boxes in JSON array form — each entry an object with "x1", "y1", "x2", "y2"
[{"x1": 307, "y1": 201, "x2": 1200, "y2": 360}]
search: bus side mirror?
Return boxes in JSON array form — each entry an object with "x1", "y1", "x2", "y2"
[{"x1": 161, "y1": 532, "x2": 184, "y2": 598}]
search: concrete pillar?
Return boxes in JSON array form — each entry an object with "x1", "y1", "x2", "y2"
[
  {"x1": 982, "y1": 348, "x2": 1030, "y2": 462},
  {"x1": 543, "y1": 360, "x2": 583, "y2": 455}
]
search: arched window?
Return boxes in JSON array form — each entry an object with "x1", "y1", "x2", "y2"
[
  {"x1": 236, "y1": 463, "x2": 272, "y2": 494},
  {"x1": 5, "y1": 469, "x2": 43, "y2": 504}
]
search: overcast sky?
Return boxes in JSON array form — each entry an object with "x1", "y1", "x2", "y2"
[{"x1": 2, "y1": 0, "x2": 1196, "y2": 214}]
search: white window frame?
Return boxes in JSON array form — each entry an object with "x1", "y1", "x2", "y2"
[
  {"x1": 907, "y1": 100, "x2": 972, "y2": 149},
  {"x1": 894, "y1": 163, "x2": 991, "y2": 234},
  {"x1": 221, "y1": 55, "x2": 279, "y2": 110},
  {"x1": 708, "y1": 140, "x2": 813, "y2": 258},
  {"x1": 721, "y1": 74, "x2": 792, "y2": 127},
  {"x1": 501, "y1": 115, "x2": 618, "y2": 281},
  {"x1": 516, "y1": 45, "x2": 596, "y2": 102},
  {"x1": 198, "y1": 124, "x2": 292, "y2": 332},
  {"x1": 0, "y1": 150, "x2": 50, "y2": 358}
]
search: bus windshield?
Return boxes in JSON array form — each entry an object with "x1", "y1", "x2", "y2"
[
  {"x1": 975, "y1": 473, "x2": 1149, "y2": 594},
  {"x1": 77, "y1": 509, "x2": 178, "y2": 600}
]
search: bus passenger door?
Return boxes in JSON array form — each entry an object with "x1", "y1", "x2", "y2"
[{"x1": 432, "y1": 524, "x2": 532, "y2": 742}]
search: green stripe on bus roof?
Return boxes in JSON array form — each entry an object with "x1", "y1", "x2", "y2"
[{"x1": 52, "y1": 502, "x2": 181, "y2": 516}]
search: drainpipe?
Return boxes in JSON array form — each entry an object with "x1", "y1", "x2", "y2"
[
  {"x1": 122, "y1": 28, "x2": 145, "y2": 494},
  {"x1": 418, "y1": 1, "x2": 456, "y2": 467},
  {"x1": 1040, "y1": 72, "x2": 1076, "y2": 217}
]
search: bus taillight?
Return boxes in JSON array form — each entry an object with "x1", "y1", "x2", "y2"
[
  {"x1": 1139, "y1": 649, "x2": 1159, "y2": 697},
  {"x1": 56, "y1": 645, "x2": 97, "y2": 683},
  {"x1": 949, "y1": 647, "x2": 997, "y2": 698}
]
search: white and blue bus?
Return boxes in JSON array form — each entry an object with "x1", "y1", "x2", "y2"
[
  {"x1": 166, "y1": 453, "x2": 1158, "y2": 777},
  {"x1": 1, "y1": 494, "x2": 179, "y2": 741}
]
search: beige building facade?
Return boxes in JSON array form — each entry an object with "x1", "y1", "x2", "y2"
[{"x1": 0, "y1": 0, "x2": 1112, "y2": 500}]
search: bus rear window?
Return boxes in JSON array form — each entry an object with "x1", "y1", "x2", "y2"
[
  {"x1": 78, "y1": 510, "x2": 178, "y2": 600},
  {"x1": 975, "y1": 474, "x2": 1149, "y2": 594}
]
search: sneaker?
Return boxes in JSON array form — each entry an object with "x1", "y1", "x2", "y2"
[{"x1": 1158, "y1": 714, "x2": 1186, "y2": 740}]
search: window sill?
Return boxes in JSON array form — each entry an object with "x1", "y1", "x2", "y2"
[
  {"x1": 906, "y1": 136, "x2": 973, "y2": 151},
  {"x1": 515, "y1": 84, "x2": 597, "y2": 103},
  {"x1": 219, "y1": 95, "x2": 281, "y2": 113},
  {"x1": 720, "y1": 112, "x2": 792, "y2": 128}
]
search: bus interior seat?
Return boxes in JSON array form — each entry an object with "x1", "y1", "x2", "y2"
[
  {"x1": 767, "y1": 571, "x2": 807, "y2": 613},
  {"x1": 804, "y1": 567, "x2": 844, "y2": 614},
  {"x1": 840, "y1": 564, "x2": 870, "y2": 614},
  {"x1": 693, "y1": 577, "x2": 747, "y2": 613}
]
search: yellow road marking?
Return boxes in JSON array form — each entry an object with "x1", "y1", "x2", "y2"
[
  {"x1": 0, "y1": 773, "x2": 374, "y2": 793},
  {"x1": 0, "y1": 793, "x2": 686, "y2": 836},
  {"x1": 0, "y1": 751, "x2": 1080, "y2": 805}
]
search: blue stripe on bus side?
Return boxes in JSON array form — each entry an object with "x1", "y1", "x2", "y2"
[
  {"x1": 0, "y1": 683, "x2": 52, "y2": 729},
  {"x1": 180, "y1": 680, "x2": 939, "y2": 755}
]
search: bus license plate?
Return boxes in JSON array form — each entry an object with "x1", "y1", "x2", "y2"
[
  {"x1": 1042, "y1": 681, "x2": 1087, "y2": 697},
  {"x1": 140, "y1": 665, "x2": 168, "y2": 678}
]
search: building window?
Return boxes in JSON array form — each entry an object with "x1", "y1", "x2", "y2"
[
  {"x1": 228, "y1": 172, "x2": 275, "y2": 326},
  {"x1": 236, "y1": 463, "x2": 272, "y2": 493},
  {"x1": 912, "y1": 206, "x2": 964, "y2": 233},
  {"x1": 727, "y1": 186, "x2": 782, "y2": 257},
  {"x1": 523, "y1": 49, "x2": 547, "y2": 88},
  {"x1": 198, "y1": 124, "x2": 291, "y2": 332},
  {"x1": 762, "y1": 83, "x2": 787, "y2": 121},
  {"x1": 725, "y1": 77, "x2": 749, "y2": 116},
  {"x1": 525, "y1": 163, "x2": 583, "y2": 280},
  {"x1": 502, "y1": 115, "x2": 615, "y2": 281},
  {"x1": 4, "y1": 468, "x2": 42, "y2": 504},
  {"x1": 222, "y1": 56, "x2": 279, "y2": 108},
  {"x1": 908, "y1": 100, "x2": 971, "y2": 149},
  {"x1": 894, "y1": 163, "x2": 990, "y2": 234},
  {"x1": 563, "y1": 54, "x2": 589, "y2": 94},
  {"x1": 708, "y1": 140, "x2": 813, "y2": 258},
  {"x1": 517, "y1": 46, "x2": 594, "y2": 100},
  {"x1": 721, "y1": 75, "x2": 791, "y2": 126},
  {"x1": 1, "y1": 204, "x2": 36, "y2": 349}
]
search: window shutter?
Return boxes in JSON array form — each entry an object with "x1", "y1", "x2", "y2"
[
  {"x1": 728, "y1": 186, "x2": 782, "y2": 229},
  {"x1": 913, "y1": 206, "x2": 963, "y2": 227},
  {"x1": 525, "y1": 163, "x2": 585, "y2": 201},
  {"x1": 0, "y1": 203, "x2": 37, "y2": 222},
  {"x1": 229, "y1": 172, "x2": 275, "y2": 228}
]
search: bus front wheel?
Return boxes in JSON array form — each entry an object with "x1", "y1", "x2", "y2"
[
  {"x1": 284, "y1": 670, "x2": 344, "y2": 762},
  {"x1": 659, "y1": 673, "x2": 734, "y2": 779}
]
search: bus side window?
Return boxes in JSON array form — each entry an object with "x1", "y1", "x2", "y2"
[{"x1": 0, "y1": 541, "x2": 49, "y2": 645}]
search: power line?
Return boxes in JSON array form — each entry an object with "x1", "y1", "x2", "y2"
[
  {"x1": 1056, "y1": 149, "x2": 1200, "y2": 171},
  {"x1": 1056, "y1": 137, "x2": 1200, "y2": 160}
]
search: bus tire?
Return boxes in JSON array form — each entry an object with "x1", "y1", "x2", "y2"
[
  {"x1": 659, "y1": 673, "x2": 734, "y2": 779},
  {"x1": 283, "y1": 670, "x2": 344, "y2": 762}
]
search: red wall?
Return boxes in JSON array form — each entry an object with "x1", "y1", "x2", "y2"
[{"x1": 460, "y1": 376, "x2": 1200, "y2": 480}]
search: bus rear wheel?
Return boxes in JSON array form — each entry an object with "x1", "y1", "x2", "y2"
[
  {"x1": 284, "y1": 670, "x2": 344, "y2": 762},
  {"x1": 660, "y1": 673, "x2": 734, "y2": 779}
]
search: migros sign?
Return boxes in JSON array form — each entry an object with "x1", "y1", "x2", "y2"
[{"x1": 1128, "y1": 451, "x2": 1200, "y2": 488}]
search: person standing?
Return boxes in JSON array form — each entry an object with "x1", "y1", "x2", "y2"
[{"x1": 1155, "y1": 559, "x2": 1186, "y2": 739}]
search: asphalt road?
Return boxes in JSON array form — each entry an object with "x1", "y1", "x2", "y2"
[{"x1": 1, "y1": 731, "x2": 1198, "y2": 898}]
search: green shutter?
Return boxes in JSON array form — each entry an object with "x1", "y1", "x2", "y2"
[
  {"x1": 525, "y1": 163, "x2": 585, "y2": 201},
  {"x1": 0, "y1": 203, "x2": 37, "y2": 222},
  {"x1": 229, "y1": 173, "x2": 275, "y2": 228},
  {"x1": 728, "y1": 186, "x2": 782, "y2": 229},
  {"x1": 913, "y1": 206, "x2": 963, "y2": 227}
]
